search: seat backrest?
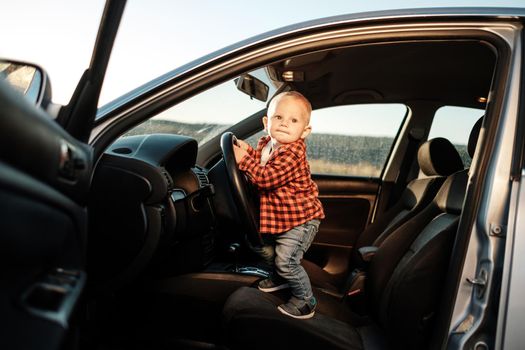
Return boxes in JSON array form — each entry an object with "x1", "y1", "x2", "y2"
[
  {"x1": 368, "y1": 169, "x2": 467, "y2": 348},
  {"x1": 365, "y1": 116, "x2": 483, "y2": 348},
  {"x1": 352, "y1": 137, "x2": 463, "y2": 261}
]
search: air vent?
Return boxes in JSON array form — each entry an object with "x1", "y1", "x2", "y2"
[
  {"x1": 193, "y1": 167, "x2": 209, "y2": 187},
  {"x1": 161, "y1": 169, "x2": 173, "y2": 190},
  {"x1": 112, "y1": 147, "x2": 132, "y2": 154}
]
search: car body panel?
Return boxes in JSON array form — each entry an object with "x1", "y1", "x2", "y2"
[
  {"x1": 95, "y1": 7, "x2": 525, "y2": 121},
  {"x1": 498, "y1": 171, "x2": 525, "y2": 349},
  {"x1": 438, "y1": 22, "x2": 522, "y2": 349}
]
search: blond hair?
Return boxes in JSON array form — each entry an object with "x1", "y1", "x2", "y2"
[{"x1": 267, "y1": 91, "x2": 312, "y2": 122}]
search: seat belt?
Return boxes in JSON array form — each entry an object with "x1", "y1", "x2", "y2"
[{"x1": 387, "y1": 128, "x2": 424, "y2": 208}]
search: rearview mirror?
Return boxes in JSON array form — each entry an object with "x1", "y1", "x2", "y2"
[
  {"x1": 0, "y1": 59, "x2": 51, "y2": 107},
  {"x1": 235, "y1": 74, "x2": 269, "y2": 102}
]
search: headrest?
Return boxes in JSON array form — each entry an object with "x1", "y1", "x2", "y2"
[
  {"x1": 434, "y1": 169, "x2": 468, "y2": 214},
  {"x1": 468, "y1": 116, "x2": 483, "y2": 158},
  {"x1": 418, "y1": 137, "x2": 464, "y2": 177}
]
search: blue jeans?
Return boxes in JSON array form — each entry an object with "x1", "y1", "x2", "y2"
[{"x1": 253, "y1": 219, "x2": 320, "y2": 300}]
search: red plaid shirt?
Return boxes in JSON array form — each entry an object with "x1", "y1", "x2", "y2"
[{"x1": 239, "y1": 136, "x2": 324, "y2": 234}]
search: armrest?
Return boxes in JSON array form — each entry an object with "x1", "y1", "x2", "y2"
[{"x1": 358, "y1": 246, "x2": 379, "y2": 263}]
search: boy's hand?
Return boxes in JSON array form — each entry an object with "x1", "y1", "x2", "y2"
[
  {"x1": 235, "y1": 139, "x2": 250, "y2": 151},
  {"x1": 233, "y1": 143, "x2": 248, "y2": 164}
]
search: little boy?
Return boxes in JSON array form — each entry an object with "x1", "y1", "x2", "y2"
[{"x1": 233, "y1": 91, "x2": 324, "y2": 319}]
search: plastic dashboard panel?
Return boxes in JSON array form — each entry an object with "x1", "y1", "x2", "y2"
[{"x1": 88, "y1": 134, "x2": 209, "y2": 286}]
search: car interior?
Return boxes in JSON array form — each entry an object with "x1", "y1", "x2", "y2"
[
  {"x1": 79, "y1": 38, "x2": 495, "y2": 349},
  {"x1": 1, "y1": 11, "x2": 507, "y2": 350},
  {"x1": 223, "y1": 120, "x2": 479, "y2": 350}
]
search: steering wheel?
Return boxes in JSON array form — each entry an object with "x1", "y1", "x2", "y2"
[{"x1": 220, "y1": 132, "x2": 263, "y2": 248}]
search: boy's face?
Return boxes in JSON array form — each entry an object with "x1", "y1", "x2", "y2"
[{"x1": 263, "y1": 96, "x2": 311, "y2": 144}]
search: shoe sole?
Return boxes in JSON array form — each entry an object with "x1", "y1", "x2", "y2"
[
  {"x1": 277, "y1": 305, "x2": 315, "y2": 319},
  {"x1": 258, "y1": 283, "x2": 290, "y2": 292}
]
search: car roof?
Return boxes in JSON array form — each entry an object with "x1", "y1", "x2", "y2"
[
  {"x1": 97, "y1": 7, "x2": 523, "y2": 119},
  {"x1": 271, "y1": 40, "x2": 495, "y2": 109}
]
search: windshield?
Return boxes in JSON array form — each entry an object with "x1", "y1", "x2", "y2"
[{"x1": 125, "y1": 67, "x2": 281, "y2": 145}]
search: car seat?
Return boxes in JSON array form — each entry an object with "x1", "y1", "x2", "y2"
[
  {"x1": 305, "y1": 137, "x2": 464, "y2": 294},
  {"x1": 222, "y1": 119, "x2": 483, "y2": 349}
]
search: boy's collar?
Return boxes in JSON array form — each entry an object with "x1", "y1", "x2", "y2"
[
  {"x1": 264, "y1": 135, "x2": 305, "y2": 147},
  {"x1": 261, "y1": 135, "x2": 306, "y2": 150}
]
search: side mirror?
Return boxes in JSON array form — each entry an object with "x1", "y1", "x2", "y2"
[
  {"x1": 235, "y1": 74, "x2": 269, "y2": 102},
  {"x1": 0, "y1": 59, "x2": 51, "y2": 107}
]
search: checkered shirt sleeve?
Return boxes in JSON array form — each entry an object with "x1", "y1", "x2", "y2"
[{"x1": 238, "y1": 143, "x2": 301, "y2": 190}]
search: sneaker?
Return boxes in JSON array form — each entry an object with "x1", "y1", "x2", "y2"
[
  {"x1": 277, "y1": 296, "x2": 317, "y2": 319},
  {"x1": 257, "y1": 275, "x2": 290, "y2": 292}
]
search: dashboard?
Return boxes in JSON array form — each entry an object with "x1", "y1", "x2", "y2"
[{"x1": 88, "y1": 134, "x2": 217, "y2": 289}]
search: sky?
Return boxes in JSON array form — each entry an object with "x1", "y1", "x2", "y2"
[{"x1": 2, "y1": 0, "x2": 524, "y2": 141}]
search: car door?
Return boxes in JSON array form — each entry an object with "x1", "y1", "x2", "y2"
[
  {"x1": 0, "y1": 1, "x2": 125, "y2": 349},
  {"x1": 0, "y1": 77, "x2": 91, "y2": 350}
]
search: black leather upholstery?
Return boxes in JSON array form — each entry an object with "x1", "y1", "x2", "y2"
[
  {"x1": 417, "y1": 137, "x2": 464, "y2": 176},
  {"x1": 223, "y1": 287, "x2": 366, "y2": 350},
  {"x1": 223, "y1": 122, "x2": 482, "y2": 349},
  {"x1": 223, "y1": 168, "x2": 469, "y2": 350},
  {"x1": 368, "y1": 170, "x2": 468, "y2": 348},
  {"x1": 304, "y1": 137, "x2": 463, "y2": 292}
]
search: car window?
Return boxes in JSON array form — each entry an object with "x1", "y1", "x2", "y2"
[
  {"x1": 124, "y1": 68, "x2": 281, "y2": 145},
  {"x1": 427, "y1": 106, "x2": 485, "y2": 168},
  {"x1": 247, "y1": 104, "x2": 407, "y2": 177}
]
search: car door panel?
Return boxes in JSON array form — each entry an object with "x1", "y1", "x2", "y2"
[
  {"x1": 0, "y1": 78, "x2": 92, "y2": 203},
  {"x1": 1, "y1": 1, "x2": 125, "y2": 349},
  {"x1": 0, "y1": 161, "x2": 87, "y2": 349},
  {"x1": 307, "y1": 175, "x2": 379, "y2": 272},
  {"x1": 0, "y1": 81, "x2": 89, "y2": 349}
]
